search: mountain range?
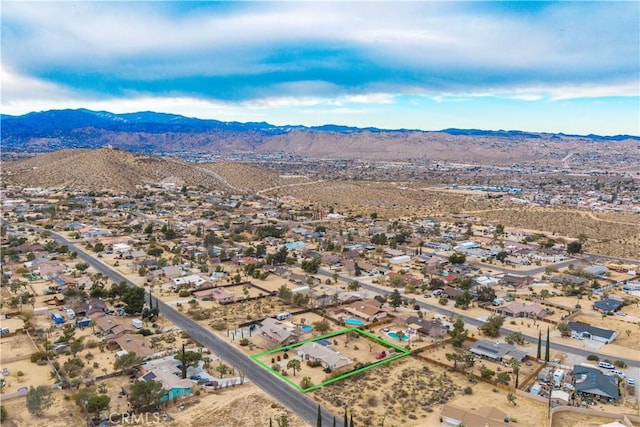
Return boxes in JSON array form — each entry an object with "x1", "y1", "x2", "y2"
[{"x1": 2, "y1": 109, "x2": 639, "y2": 164}]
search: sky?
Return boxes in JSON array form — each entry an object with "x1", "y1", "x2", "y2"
[{"x1": 2, "y1": 1, "x2": 639, "y2": 135}]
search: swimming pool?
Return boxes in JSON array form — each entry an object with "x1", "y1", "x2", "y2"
[
  {"x1": 344, "y1": 318, "x2": 364, "y2": 326},
  {"x1": 300, "y1": 325, "x2": 313, "y2": 332},
  {"x1": 386, "y1": 331, "x2": 409, "y2": 341}
]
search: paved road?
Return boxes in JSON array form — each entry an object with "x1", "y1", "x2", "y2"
[
  {"x1": 317, "y1": 268, "x2": 640, "y2": 369},
  {"x1": 49, "y1": 232, "x2": 335, "y2": 426}
]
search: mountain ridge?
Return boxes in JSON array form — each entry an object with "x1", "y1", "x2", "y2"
[{"x1": 2, "y1": 109, "x2": 639, "y2": 165}]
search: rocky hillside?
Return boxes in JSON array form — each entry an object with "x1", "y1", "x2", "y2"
[{"x1": 0, "y1": 148, "x2": 312, "y2": 193}]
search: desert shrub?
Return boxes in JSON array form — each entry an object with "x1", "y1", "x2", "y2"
[
  {"x1": 481, "y1": 368, "x2": 495, "y2": 379},
  {"x1": 277, "y1": 355, "x2": 281, "y2": 362},
  {"x1": 283, "y1": 352, "x2": 289, "y2": 360},
  {"x1": 210, "y1": 321, "x2": 227, "y2": 331},
  {"x1": 178, "y1": 290, "x2": 191, "y2": 298},
  {"x1": 367, "y1": 395, "x2": 379, "y2": 407},
  {"x1": 463, "y1": 386, "x2": 473, "y2": 395},
  {"x1": 30, "y1": 351, "x2": 48, "y2": 363},
  {"x1": 239, "y1": 338, "x2": 249, "y2": 347},
  {"x1": 85, "y1": 340, "x2": 98, "y2": 349},
  {"x1": 614, "y1": 360, "x2": 627, "y2": 368},
  {"x1": 307, "y1": 360, "x2": 321, "y2": 368},
  {"x1": 137, "y1": 328, "x2": 153, "y2": 336},
  {"x1": 586, "y1": 354, "x2": 599, "y2": 361}
]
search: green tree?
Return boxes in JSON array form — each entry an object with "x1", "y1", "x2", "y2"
[
  {"x1": 175, "y1": 347, "x2": 202, "y2": 379},
  {"x1": 287, "y1": 359, "x2": 301, "y2": 377},
  {"x1": 566, "y1": 241, "x2": 583, "y2": 255},
  {"x1": 497, "y1": 372, "x2": 511, "y2": 384},
  {"x1": 121, "y1": 287, "x2": 146, "y2": 314},
  {"x1": 537, "y1": 330, "x2": 542, "y2": 359},
  {"x1": 74, "y1": 262, "x2": 90, "y2": 272},
  {"x1": 448, "y1": 252, "x2": 466, "y2": 265},
  {"x1": 87, "y1": 395, "x2": 110, "y2": 415},
  {"x1": 545, "y1": 326, "x2": 550, "y2": 362},
  {"x1": 479, "y1": 315, "x2": 504, "y2": 337},
  {"x1": 26, "y1": 385, "x2": 53, "y2": 417},
  {"x1": 129, "y1": 380, "x2": 164, "y2": 412},
  {"x1": 301, "y1": 257, "x2": 321, "y2": 274},
  {"x1": 557, "y1": 321, "x2": 570, "y2": 336},
  {"x1": 475, "y1": 286, "x2": 496, "y2": 302},
  {"x1": 347, "y1": 280, "x2": 360, "y2": 291},
  {"x1": 312, "y1": 320, "x2": 331, "y2": 335},
  {"x1": 389, "y1": 289, "x2": 402, "y2": 311},
  {"x1": 216, "y1": 362, "x2": 230, "y2": 378},
  {"x1": 480, "y1": 368, "x2": 495, "y2": 379},
  {"x1": 113, "y1": 352, "x2": 144, "y2": 375},
  {"x1": 449, "y1": 318, "x2": 468, "y2": 348}
]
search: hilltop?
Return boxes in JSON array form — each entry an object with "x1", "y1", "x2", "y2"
[
  {"x1": 0, "y1": 148, "x2": 300, "y2": 193},
  {"x1": 2, "y1": 109, "x2": 639, "y2": 167}
]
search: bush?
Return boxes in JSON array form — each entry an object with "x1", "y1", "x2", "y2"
[
  {"x1": 210, "y1": 321, "x2": 227, "y2": 331},
  {"x1": 239, "y1": 338, "x2": 249, "y2": 347},
  {"x1": 586, "y1": 354, "x2": 599, "y2": 361},
  {"x1": 30, "y1": 351, "x2": 48, "y2": 363},
  {"x1": 178, "y1": 290, "x2": 191, "y2": 298},
  {"x1": 283, "y1": 352, "x2": 289, "y2": 359},
  {"x1": 614, "y1": 360, "x2": 627, "y2": 368},
  {"x1": 277, "y1": 355, "x2": 281, "y2": 362},
  {"x1": 463, "y1": 386, "x2": 473, "y2": 395},
  {"x1": 137, "y1": 328, "x2": 153, "y2": 336}
]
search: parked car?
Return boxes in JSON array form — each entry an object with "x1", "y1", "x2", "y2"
[
  {"x1": 610, "y1": 369, "x2": 626, "y2": 378},
  {"x1": 627, "y1": 379, "x2": 635, "y2": 386},
  {"x1": 376, "y1": 351, "x2": 387, "y2": 360},
  {"x1": 615, "y1": 311, "x2": 627, "y2": 316}
]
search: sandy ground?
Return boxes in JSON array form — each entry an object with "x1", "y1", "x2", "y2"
[
  {"x1": 310, "y1": 355, "x2": 550, "y2": 427},
  {"x1": 0, "y1": 382, "x2": 307, "y2": 427},
  {"x1": 551, "y1": 412, "x2": 632, "y2": 427}
]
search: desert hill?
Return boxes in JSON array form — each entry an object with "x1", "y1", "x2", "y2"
[{"x1": 0, "y1": 148, "x2": 296, "y2": 193}]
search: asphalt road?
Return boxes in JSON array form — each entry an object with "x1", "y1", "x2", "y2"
[
  {"x1": 49, "y1": 232, "x2": 336, "y2": 426},
  {"x1": 318, "y1": 268, "x2": 640, "y2": 369}
]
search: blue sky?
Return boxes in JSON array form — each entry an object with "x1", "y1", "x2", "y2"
[{"x1": 2, "y1": 1, "x2": 639, "y2": 135}]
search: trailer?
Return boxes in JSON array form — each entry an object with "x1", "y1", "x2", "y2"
[{"x1": 51, "y1": 311, "x2": 65, "y2": 324}]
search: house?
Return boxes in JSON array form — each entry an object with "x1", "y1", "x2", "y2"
[
  {"x1": 584, "y1": 265, "x2": 608, "y2": 277},
  {"x1": 112, "y1": 333, "x2": 155, "y2": 358},
  {"x1": 592, "y1": 298, "x2": 623, "y2": 314},
  {"x1": 172, "y1": 274, "x2": 206, "y2": 289},
  {"x1": 573, "y1": 365, "x2": 619, "y2": 402},
  {"x1": 92, "y1": 314, "x2": 134, "y2": 338},
  {"x1": 296, "y1": 342, "x2": 352, "y2": 370},
  {"x1": 37, "y1": 262, "x2": 68, "y2": 280},
  {"x1": 498, "y1": 301, "x2": 547, "y2": 319},
  {"x1": 68, "y1": 297, "x2": 107, "y2": 317},
  {"x1": 500, "y1": 274, "x2": 534, "y2": 288},
  {"x1": 138, "y1": 361, "x2": 193, "y2": 401},
  {"x1": 404, "y1": 316, "x2": 447, "y2": 339},
  {"x1": 440, "y1": 404, "x2": 509, "y2": 427},
  {"x1": 568, "y1": 322, "x2": 617, "y2": 344},
  {"x1": 257, "y1": 317, "x2": 298, "y2": 347},
  {"x1": 469, "y1": 340, "x2": 528, "y2": 362},
  {"x1": 441, "y1": 287, "x2": 465, "y2": 299},
  {"x1": 342, "y1": 299, "x2": 387, "y2": 322}
]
